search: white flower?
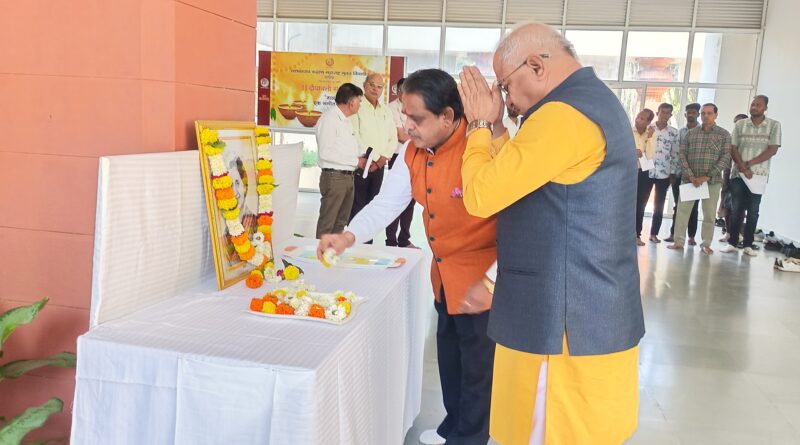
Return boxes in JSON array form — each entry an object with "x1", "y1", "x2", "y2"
[
  {"x1": 344, "y1": 291, "x2": 356, "y2": 302},
  {"x1": 209, "y1": 154, "x2": 227, "y2": 176},
  {"x1": 226, "y1": 219, "x2": 245, "y2": 236},
  {"x1": 295, "y1": 302, "x2": 310, "y2": 317},
  {"x1": 258, "y1": 194, "x2": 273, "y2": 211},
  {"x1": 323, "y1": 248, "x2": 339, "y2": 266},
  {"x1": 288, "y1": 295, "x2": 302, "y2": 309},
  {"x1": 257, "y1": 146, "x2": 271, "y2": 159},
  {"x1": 249, "y1": 252, "x2": 264, "y2": 266},
  {"x1": 317, "y1": 294, "x2": 335, "y2": 308},
  {"x1": 325, "y1": 304, "x2": 348, "y2": 322},
  {"x1": 252, "y1": 232, "x2": 265, "y2": 246}
]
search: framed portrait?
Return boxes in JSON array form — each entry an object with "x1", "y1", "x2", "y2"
[{"x1": 196, "y1": 121, "x2": 275, "y2": 289}]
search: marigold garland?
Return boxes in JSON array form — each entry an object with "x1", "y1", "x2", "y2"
[{"x1": 202, "y1": 125, "x2": 275, "y2": 286}]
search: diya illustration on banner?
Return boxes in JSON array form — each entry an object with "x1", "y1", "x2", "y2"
[{"x1": 257, "y1": 51, "x2": 405, "y2": 129}]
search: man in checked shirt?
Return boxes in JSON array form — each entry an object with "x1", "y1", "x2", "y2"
[{"x1": 668, "y1": 103, "x2": 732, "y2": 254}]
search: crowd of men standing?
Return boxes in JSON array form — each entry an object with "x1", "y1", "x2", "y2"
[{"x1": 633, "y1": 95, "x2": 782, "y2": 256}]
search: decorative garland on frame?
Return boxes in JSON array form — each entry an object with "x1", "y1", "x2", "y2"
[{"x1": 202, "y1": 126, "x2": 275, "y2": 276}]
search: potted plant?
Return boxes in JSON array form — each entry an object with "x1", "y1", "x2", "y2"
[{"x1": 0, "y1": 298, "x2": 77, "y2": 445}]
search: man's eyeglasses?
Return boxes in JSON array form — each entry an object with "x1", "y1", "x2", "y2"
[
  {"x1": 497, "y1": 54, "x2": 550, "y2": 96},
  {"x1": 367, "y1": 82, "x2": 385, "y2": 89}
]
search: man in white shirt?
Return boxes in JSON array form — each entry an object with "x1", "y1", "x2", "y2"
[
  {"x1": 315, "y1": 83, "x2": 365, "y2": 238},
  {"x1": 349, "y1": 73, "x2": 399, "y2": 242},
  {"x1": 385, "y1": 77, "x2": 417, "y2": 248}
]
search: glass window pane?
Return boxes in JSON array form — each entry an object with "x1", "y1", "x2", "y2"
[
  {"x1": 686, "y1": 88, "x2": 752, "y2": 132},
  {"x1": 388, "y1": 26, "x2": 441, "y2": 75},
  {"x1": 644, "y1": 86, "x2": 682, "y2": 128},
  {"x1": 257, "y1": 21, "x2": 274, "y2": 52},
  {"x1": 690, "y1": 33, "x2": 758, "y2": 85},
  {"x1": 612, "y1": 88, "x2": 644, "y2": 124},
  {"x1": 444, "y1": 27, "x2": 502, "y2": 78},
  {"x1": 624, "y1": 32, "x2": 689, "y2": 82},
  {"x1": 274, "y1": 131, "x2": 321, "y2": 191},
  {"x1": 277, "y1": 22, "x2": 328, "y2": 53},
  {"x1": 565, "y1": 30, "x2": 622, "y2": 81},
  {"x1": 331, "y1": 24, "x2": 383, "y2": 56}
]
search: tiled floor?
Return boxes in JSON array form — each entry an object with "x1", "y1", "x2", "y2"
[{"x1": 295, "y1": 192, "x2": 800, "y2": 445}]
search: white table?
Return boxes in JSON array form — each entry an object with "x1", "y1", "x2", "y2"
[{"x1": 71, "y1": 239, "x2": 430, "y2": 445}]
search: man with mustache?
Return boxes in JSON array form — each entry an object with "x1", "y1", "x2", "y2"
[{"x1": 318, "y1": 69, "x2": 498, "y2": 445}]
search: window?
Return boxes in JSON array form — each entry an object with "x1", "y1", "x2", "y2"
[
  {"x1": 444, "y1": 27, "x2": 501, "y2": 78},
  {"x1": 612, "y1": 88, "x2": 645, "y2": 124},
  {"x1": 332, "y1": 24, "x2": 383, "y2": 56},
  {"x1": 388, "y1": 26, "x2": 441, "y2": 75},
  {"x1": 565, "y1": 30, "x2": 622, "y2": 81},
  {"x1": 644, "y1": 86, "x2": 682, "y2": 128},
  {"x1": 277, "y1": 22, "x2": 328, "y2": 53},
  {"x1": 274, "y1": 132, "x2": 321, "y2": 190},
  {"x1": 687, "y1": 88, "x2": 752, "y2": 132},
  {"x1": 257, "y1": 22, "x2": 275, "y2": 52},
  {"x1": 690, "y1": 32, "x2": 758, "y2": 85},
  {"x1": 624, "y1": 32, "x2": 690, "y2": 82}
]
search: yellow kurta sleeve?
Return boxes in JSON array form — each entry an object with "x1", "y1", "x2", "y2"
[{"x1": 462, "y1": 101, "x2": 607, "y2": 218}]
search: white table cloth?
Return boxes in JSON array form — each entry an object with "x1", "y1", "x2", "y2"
[{"x1": 71, "y1": 238, "x2": 431, "y2": 445}]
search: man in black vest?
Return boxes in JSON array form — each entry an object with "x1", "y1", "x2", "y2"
[{"x1": 457, "y1": 23, "x2": 645, "y2": 444}]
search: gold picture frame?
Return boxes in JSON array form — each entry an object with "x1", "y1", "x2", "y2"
[{"x1": 196, "y1": 120, "x2": 274, "y2": 289}]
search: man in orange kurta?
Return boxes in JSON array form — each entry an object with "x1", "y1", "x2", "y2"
[{"x1": 318, "y1": 69, "x2": 498, "y2": 445}]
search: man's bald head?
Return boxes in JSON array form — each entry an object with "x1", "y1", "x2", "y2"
[
  {"x1": 491, "y1": 22, "x2": 581, "y2": 118},
  {"x1": 363, "y1": 72, "x2": 385, "y2": 106},
  {"x1": 496, "y1": 23, "x2": 577, "y2": 66}
]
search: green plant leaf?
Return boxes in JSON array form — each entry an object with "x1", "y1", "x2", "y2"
[
  {"x1": 0, "y1": 352, "x2": 76, "y2": 381},
  {"x1": 0, "y1": 298, "x2": 48, "y2": 354},
  {"x1": 0, "y1": 398, "x2": 63, "y2": 445},
  {"x1": 270, "y1": 108, "x2": 277, "y2": 121}
]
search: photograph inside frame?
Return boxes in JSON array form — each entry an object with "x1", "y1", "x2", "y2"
[{"x1": 195, "y1": 120, "x2": 275, "y2": 289}]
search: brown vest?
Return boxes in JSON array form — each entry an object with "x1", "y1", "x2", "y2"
[{"x1": 404, "y1": 119, "x2": 497, "y2": 314}]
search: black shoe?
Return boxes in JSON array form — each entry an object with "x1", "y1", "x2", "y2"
[
  {"x1": 765, "y1": 241, "x2": 783, "y2": 252},
  {"x1": 715, "y1": 218, "x2": 725, "y2": 227}
]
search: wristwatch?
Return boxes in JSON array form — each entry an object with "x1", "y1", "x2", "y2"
[{"x1": 467, "y1": 119, "x2": 492, "y2": 136}]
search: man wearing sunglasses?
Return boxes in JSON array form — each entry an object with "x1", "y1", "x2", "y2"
[{"x1": 458, "y1": 23, "x2": 644, "y2": 445}]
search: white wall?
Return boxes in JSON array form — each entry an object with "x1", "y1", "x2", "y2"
[{"x1": 756, "y1": 0, "x2": 800, "y2": 242}]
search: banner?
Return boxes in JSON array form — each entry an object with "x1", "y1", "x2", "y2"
[{"x1": 257, "y1": 52, "x2": 405, "y2": 129}]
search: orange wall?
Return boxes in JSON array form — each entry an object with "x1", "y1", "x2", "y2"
[{"x1": 0, "y1": 0, "x2": 255, "y2": 440}]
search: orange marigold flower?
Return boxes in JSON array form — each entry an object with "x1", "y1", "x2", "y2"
[
  {"x1": 231, "y1": 232, "x2": 249, "y2": 246},
  {"x1": 245, "y1": 273, "x2": 263, "y2": 289},
  {"x1": 258, "y1": 215, "x2": 273, "y2": 226},
  {"x1": 257, "y1": 169, "x2": 273, "y2": 177},
  {"x1": 261, "y1": 294, "x2": 279, "y2": 305},
  {"x1": 309, "y1": 304, "x2": 325, "y2": 319},
  {"x1": 239, "y1": 246, "x2": 256, "y2": 261},
  {"x1": 249, "y1": 298, "x2": 264, "y2": 312},
  {"x1": 276, "y1": 303, "x2": 295, "y2": 315},
  {"x1": 215, "y1": 187, "x2": 235, "y2": 200}
]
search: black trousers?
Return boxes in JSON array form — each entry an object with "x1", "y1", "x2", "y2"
[
  {"x1": 728, "y1": 177, "x2": 763, "y2": 248},
  {"x1": 434, "y1": 291, "x2": 494, "y2": 445},
  {"x1": 635, "y1": 171, "x2": 671, "y2": 237},
  {"x1": 670, "y1": 174, "x2": 698, "y2": 238},
  {"x1": 349, "y1": 167, "x2": 384, "y2": 243},
  {"x1": 386, "y1": 201, "x2": 415, "y2": 247}
]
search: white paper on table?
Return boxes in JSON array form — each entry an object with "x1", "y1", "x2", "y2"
[
  {"x1": 679, "y1": 182, "x2": 710, "y2": 202},
  {"x1": 638, "y1": 155, "x2": 655, "y2": 171},
  {"x1": 740, "y1": 173, "x2": 768, "y2": 195}
]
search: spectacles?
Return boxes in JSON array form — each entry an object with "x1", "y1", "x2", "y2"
[
  {"x1": 367, "y1": 82, "x2": 385, "y2": 89},
  {"x1": 497, "y1": 54, "x2": 550, "y2": 96}
]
